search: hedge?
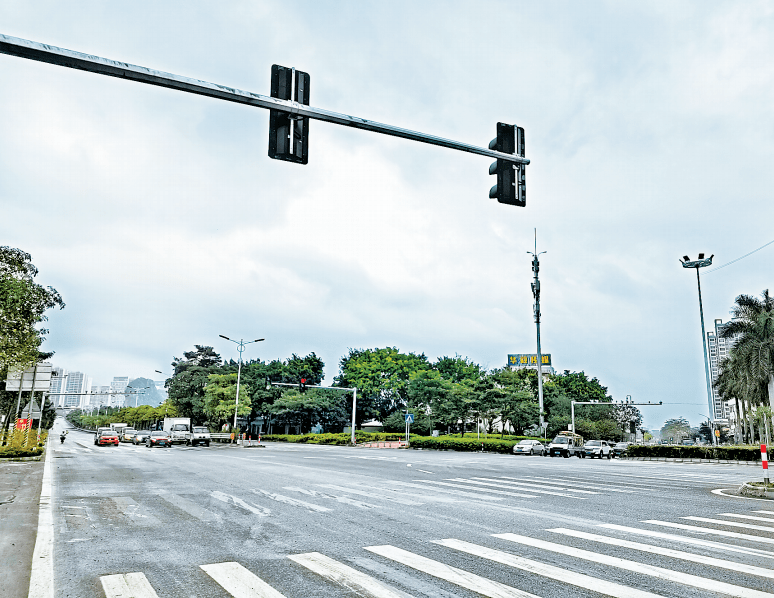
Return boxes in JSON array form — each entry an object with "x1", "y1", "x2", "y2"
[
  {"x1": 0, "y1": 446, "x2": 44, "y2": 459},
  {"x1": 625, "y1": 444, "x2": 760, "y2": 461},
  {"x1": 408, "y1": 436, "x2": 518, "y2": 453}
]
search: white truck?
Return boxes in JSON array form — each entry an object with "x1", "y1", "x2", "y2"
[{"x1": 163, "y1": 417, "x2": 192, "y2": 445}]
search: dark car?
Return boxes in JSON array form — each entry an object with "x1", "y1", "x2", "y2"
[
  {"x1": 96, "y1": 431, "x2": 119, "y2": 446},
  {"x1": 132, "y1": 430, "x2": 152, "y2": 445},
  {"x1": 612, "y1": 441, "x2": 632, "y2": 458},
  {"x1": 146, "y1": 431, "x2": 172, "y2": 448}
]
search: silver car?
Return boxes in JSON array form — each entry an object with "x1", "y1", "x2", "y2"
[{"x1": 513, "y1": 439, "x2": 546, "y2": 456}]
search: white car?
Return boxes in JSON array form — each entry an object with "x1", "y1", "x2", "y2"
[
  {"x1": 513, "y1": 439, "x2": 546, "y2": 456},
  {"x1": 582, "y1": 440, "x2": 612, "y2": 459}
]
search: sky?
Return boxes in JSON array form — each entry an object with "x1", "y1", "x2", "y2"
[{"x1": 1, "y1": 1, "x2": 772, "y2": 432}]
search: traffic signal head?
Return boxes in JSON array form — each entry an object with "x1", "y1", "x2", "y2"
[
  {"x1": 488, "y1": 123, "x2": 525, "y2": 207},
  {"x1": 300, "y1": 378, "x2": 307, "y2": 391},
  {"x1": 268, "y1": 65, "x2": 310, "y2": 164}
]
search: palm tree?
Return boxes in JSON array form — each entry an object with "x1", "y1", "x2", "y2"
[{"x1": 718, "y1": 290, "x2": 774, "y2": 444}]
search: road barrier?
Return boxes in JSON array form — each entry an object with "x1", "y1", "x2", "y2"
[{"x1": 763, "y1": 444, "x2": 770, "y2": 486}]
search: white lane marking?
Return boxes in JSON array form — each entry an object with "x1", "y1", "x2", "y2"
[
  {"x1": 711, "y1": 488, "x2": 774, "y2": 501},
  {"x1": 100, "y1": 572, "x2": 159, "y2": 598},
  {"x1": 158, "y1": 493, "x2": 220, "y2": 522},
  {"x1": 200, "y1": 562, "x2": 286, "y2": 598},
  {"x1": 317, "y1": 484, "x2": 423, "y2": 506},
  {"x1": 414, "y1": 480, "x2": 537, "y2": 499},
  {"x1": 475, "y1": 477, "x2": 597, "y2": 495},
  {"x1": 599, "y1": 523, "x2": 774, "y2": 560},
  {"x1": 386, "y1": 480, "x2": 502, "y2": 502},
  {"x1": 111, "y1": 497, "x2": 161, "y2": 527},
  {"x1": 718, "y1": 512, "x2": 774, "y2": 524},
  {"x1": 364, "y1": 545, "x2": 539, "y2": 598},
  {"x1": 495, "y1": 532, "x2": 774, "y2": 598},
  {"x1": 283, "y1": 487, "x2": 379, "y2": 509},
  {"x1": 28, "y1": 439, "x2": 54, "y2": 598},
  {"x1": 436, "y1": 538, "x2": 663, "y2": 598},
  {"x1": 451, "y1": 478, "x2": 584, "y2": 499},
  {"x1": 416, "y1": 470, "x2": 434, "y2": 474},
  {"x1": 252, "y1": 489, "x2": 331, "y2": 512},
  {"x1": 211, "y1": 491, "x2": 270, "y2": 517},
  {"x1": 755, "y1": 510, "x2": 774, "y2": 515},
  {"x1": 644, "y1": 519, "x2": 774, "y2": 545},
  {"x1": 548, "y1": 527, "x2": 774, "y2": 580},
  {"x1": 289, "y1": 552, "x2": 405, "y2": 598},
  {"x1": 683, "y1": 515, "x2": 774, "y2": 533},
  {"x1": 506, "y1": 476, "x2": 638, "y2": 493}
]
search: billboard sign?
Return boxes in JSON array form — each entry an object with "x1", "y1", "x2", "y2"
[
  {"x1": 5, "y1": 362, "x2": 53, "y2": 392},
  {"x1": 508, "y1": 354, "x2": 551, "y2": 367}
]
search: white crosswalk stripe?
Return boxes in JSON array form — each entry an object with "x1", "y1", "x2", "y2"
[
  {"x1": 546, "y1": 527, "x2": 774, "y2": 580},
  {"x1": 364, "y1": 544, "x2": 540, "y2": 598},
  {"x1": 644, "y1": 518, "x2": 774, "y2": 545},
  {"x1": 100, "y1": 572, "x2": 159, "y2": 598},
  {"x1": 500, "y1": 475, "x2": 636, "y2": 493},
  {"x1": 598, "y1": 522, "x2": 774, "y2": 560},
  {"x1": 468, "y1": 477, "x2": 596, "y2": 496},
  {"x1": 717, "y1": 512, "x2": 774, "y2": 524},
  {"x1": 682, "y1": 515, "x2": 774, "y2": 533},
  {"x1": 495, "y1": 532, "x2": 774, "y2": 598},
  {"x1": 411, "y1": 479, "x2": 538, "y2": 498},
  {"x1": 200, "y1": 562, "x2": 287, "y2": 598},
  {"x1": 288, "y1": 552, "x2": 405, "y2": 597},
  {"x1": 434, "y1": 538, "x2": 663, "y2": 598}
]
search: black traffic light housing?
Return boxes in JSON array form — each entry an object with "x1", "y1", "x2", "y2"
[
  {"x1": 488, "y1": 123, "x2": 526, "y2": 206},
  {"x1": 268, "y1": 65, "x2": 310, "y2": 164}
]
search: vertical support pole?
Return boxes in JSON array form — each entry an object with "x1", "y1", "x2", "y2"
[
  {"x1": 571, "y1": 401, "x2": 576, "y2": 435},
  {"x1": 530, "y1": 231, "x2": 545, "y2": 430},
  {"x1": 696, "y1": 267, "x2": 717, "y2": 446},
  {"x1": 762, "y1": 444, "x2": 770, "y2": 487},
  {"x1": 25, "y1": 364, "x2": 39, "y2": 448},
  {"x1": 350, "y1": 388, "x2": 357, "y2": 445},
  {"x1": 233, "y1": 342, "x2": 243, "y2": 443}
]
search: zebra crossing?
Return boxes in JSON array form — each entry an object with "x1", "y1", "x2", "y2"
[{"x1": 99, "y1": 508, "x2": 774, "y2": 598}]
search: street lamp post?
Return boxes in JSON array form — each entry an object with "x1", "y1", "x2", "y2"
[
  {"x1": 219, "y1": 335, "x2": 264, "y2": 440},
  {"x1": 680, "y1": 253, "x2": 717, "y2": 446},
  {"x1": 528, "y1": 230, "x2": 547, "y2": 431}
]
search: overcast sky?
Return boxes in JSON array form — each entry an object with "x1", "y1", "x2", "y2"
[{"x1": 2, "y1": 1, "x2": 772, "y2": 431}]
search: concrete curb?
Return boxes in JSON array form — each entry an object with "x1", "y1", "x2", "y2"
[
  {"x1": 622, "y1": 456, "x2": 760, "y2": 466},
  {"x1": 738, "y1": 482, "x2": 774, "y2": 499}
]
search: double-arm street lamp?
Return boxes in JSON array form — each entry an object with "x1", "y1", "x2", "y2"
[
  {"x1": 219, "y1": 335, "x2": 265, "y2": 436},
  {"x1": 680, "y1": 253, "x2": 717, "y2": 446}
]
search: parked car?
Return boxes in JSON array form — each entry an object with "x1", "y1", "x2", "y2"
[
  {"x1": 96, "y1": 431, "x2": 119, "y2": 446},
  {"x1": 132, "y1": 430, "x2": 152, "y2": 445},
  {"x1": 146, "y1": 431, "x2": 172, "y2": 448},
  {"x1": 187, "y1": 426, "x2": 211, "y2": 447},
  {"x1": 547, "y1": 433, "x2": 584, "y2": 458},
  {"x1": 121, "y1": 428, "x2": 138, "y2": 443},
  {"x1": 582, "y1": 440, "x2": 612, "y2": 459},
  {"x1": 612, "y1": 441, "x2": 632, "y2": 457},
  {"x1": 513, "y1": 439, "x2": 545, "y2": 455}
]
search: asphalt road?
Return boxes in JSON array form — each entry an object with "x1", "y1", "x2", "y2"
[{"x1": 44, "y1": 418, "x2": 774, "y2": 598}]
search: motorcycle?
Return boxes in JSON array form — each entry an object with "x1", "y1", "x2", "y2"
[{"x1": 60, "y1": 434, "x2": 66, "y2": 444}]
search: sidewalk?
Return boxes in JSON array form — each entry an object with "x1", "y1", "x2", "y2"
[{"x1": 0, "y1": 456, "x2": 45, "y2": 598}]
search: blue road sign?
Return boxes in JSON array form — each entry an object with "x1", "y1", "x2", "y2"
[{"x1": 405, "y1": 413, "x2": 414, "y2": 423}]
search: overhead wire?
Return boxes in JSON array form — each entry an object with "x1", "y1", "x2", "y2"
[{"x1": 704, "y1": 238, "x2": 774, "y2": 274}]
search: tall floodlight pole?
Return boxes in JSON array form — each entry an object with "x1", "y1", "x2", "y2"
[
  {"x1": 219, "y1": 335, "x2": 265, "y2": 439},
  {"x1": 528, "y1": 231, "x2": 547, "y2": 430},
  {"x1": 680, "y1": 254, "x2": 716, "y2": 446}
]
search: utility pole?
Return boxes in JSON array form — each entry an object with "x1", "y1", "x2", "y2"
[{"x1": 528, "y1": 230, "x2": 546, "y2": 431}]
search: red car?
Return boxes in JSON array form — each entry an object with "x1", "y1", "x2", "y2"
[
  {"x1": 146, "y1": 431, "x2": 172, "y2": 448},
  {"x1": 97, "y1": 432, "x2": 119, "y2": 446}
]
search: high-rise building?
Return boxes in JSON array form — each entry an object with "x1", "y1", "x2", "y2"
[
  {"x1": 49, "y1": 367, "x2": 66, "y2": 407},
  {"x1": 110, "y1": 377, "x2": 129, "y2": 408},
  {"x1": 707, "y1": 318, "x2": 740, "y2": 422},
  {"x1": 63, "y1": 371, "x2": 91, "y2": 408}
]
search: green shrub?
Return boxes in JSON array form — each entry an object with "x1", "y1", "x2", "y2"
[
  {"x1": 408, "y1": 436, "x2": 518, "y2": 454},
  {"x1": 0, "y1": 446, "x2": 44, "y2": 459},
  {"x1": 625, "y1": 444, "x2": 760, "y2": 461}
]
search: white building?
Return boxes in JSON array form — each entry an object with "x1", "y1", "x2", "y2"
[
  {"x1": 63, "y1": 371, "x2": 91, "y2": 408},
  {"x1": 707, "y1": 318, "x2": 740, "y2": 422},
  {"x1": 110, "y1": 376, "x2": 129, "y2": 407}
]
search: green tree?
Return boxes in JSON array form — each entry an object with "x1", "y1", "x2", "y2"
[
  {"x1": 166, "y1": 346, "x2": 223, "y2": 424},
  {"x1": 661, "y1": 417, "x2": 691, "y2": 443},
  {"x1": 335, "y1": 347, "x2": 430, "y2": 424},
  {"x1": 0, "y1": 247, "x2": 65, "y2": 374},
  {"x1": 204, "y1": 373, "x2": 251, "y2": 429}
]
